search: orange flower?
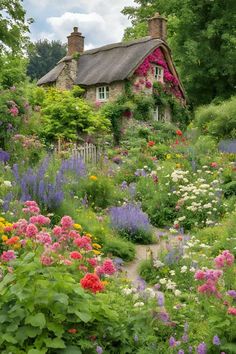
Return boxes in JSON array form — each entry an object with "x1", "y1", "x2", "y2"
[
  {"x1": 147, "y1": 141, "x2": 155, "y2": 147},
  {"x1": 6, "y1": 236, "x2": 20, "y2": 245},
  {"x1": 68, "y1": 328, "x2": 77, "y2": 334}
]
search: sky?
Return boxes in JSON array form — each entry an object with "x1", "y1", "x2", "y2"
[{"x1": 23, "y1": 0, "x2": 135, "y2": 50}]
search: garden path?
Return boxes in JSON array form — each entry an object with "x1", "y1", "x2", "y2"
[{"x1": 122, "y1": 229, "x2": 172, "y2": 283}]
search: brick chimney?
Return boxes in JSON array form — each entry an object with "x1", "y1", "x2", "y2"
[
  {"x1": 67, "y1": 27, "x2": 84, "y2": 56},
  {"x1": 148, "y1": 13, "x2": 167, "y2": 41}
]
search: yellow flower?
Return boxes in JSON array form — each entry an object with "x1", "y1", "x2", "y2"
[
  {"x1": 93, "y1": 250, "x2": 101, "y2": 255},
  {"x1": 89, "y1": 175, "x2": 98, "y2": 181},
  {"x1": 92, "y1": 243, "x2": 101, "y2": 249},
  {"x1": 1, "y1": 235, "x2": 8, "y2": 242},
  {"x1": 86, "y1": 233, "x2": 92, "y2": 238},
  {"x1": 13, "y1": 243, "x2": 21, "y2": 249},
  {"x1": 176, "y1": 163, "x2": 181, "y2": 169},
  {"x1": 73, "y1": 223, "x2": 82, "y2": 230},
  {"x1": 101, "y1": 281, "x2": 109, "y2": 286},
  {"x1": 0, "y1": 217, "x2": 6, "y2": 223},
  {"x1": 166, "y1": 154, "x2": 172, "y2": 160}
]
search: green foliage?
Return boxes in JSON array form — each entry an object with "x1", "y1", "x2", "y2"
[
  {"x1": 0, "y1": 55, "x2": 27, "y2": 89},
  {"x1": 133, "y1": 93, "x2": 155, "y2": 121},
  {"x1": 122, "y1": 0, "x2": 236, "y2": 106},
  {"x1": 41, "y1": 88, "x2": 110, "y2": 142},
  {"x1": 27, "y1": 40, "x2": 67, "y2": 81},
  {"x1": 223, "y1": 181, "x2": 236, "y2": 198},
  {"x1": 102, "y1": 237, "x2": 135, "y2": 261},
  {"x1": 81, "y1": 176, "x2": 115, "y2": 209},
  {"x1": 0, "y1": 0, "x2": 31, "y2": 54},
  {"x1": 194, "y1": 96, "x2": 236, "y2": 139}
]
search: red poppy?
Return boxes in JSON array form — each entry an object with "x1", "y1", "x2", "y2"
[
  {"x1": 147, "y1": 141, "x2": 155, "y2": 147},
  {"x1": 210, "y1": 162, "x2": 218, "y2": 168},
  {"x1": 176, "y1": 130, "x2": 183, "y2": 136}
]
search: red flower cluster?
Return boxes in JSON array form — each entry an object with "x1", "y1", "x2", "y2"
[
  {"x1": 147, "y1": 141, "x2": 155, "y2": 147},
  {"x1": 80, "y1": 273, "x2": 104, "y2": 293},
  {"x1": 210, "y1": 162, "x2": 218, "y2": 168},
  {"x1": 176, "y1": 130, "x2": 183, "y2": 136}
]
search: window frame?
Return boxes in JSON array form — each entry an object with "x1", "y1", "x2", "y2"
[
  {"x1": 96, "y1": 85, "x2": 110, "y2": 101},
  {"x1": 154, "y1": 65, "x2": 164, "y2": 83}
]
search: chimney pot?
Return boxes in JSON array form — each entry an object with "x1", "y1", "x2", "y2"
[
  {"x1": 67, "y1": 27, "x2": 84, "y2": 56},
  {"x1": 148, "y1": 13, "x2": 167, "y2": 41}
]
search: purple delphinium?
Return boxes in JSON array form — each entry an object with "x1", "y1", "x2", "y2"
[
  {"x1": 157, "y1": 292, "x2": 165, "y2": 306},
  {"x1": 178, "y1": 350, "x2": 185, "y2": 354},
  {"x1": 109, "y1": 203, "x2": 151, "y2": 237},
  {"x1": 134, "y1": 334, "x2": 139, "y2": 342},
  {"x1": 120, "y1": 181, "x2": 128, "y2": 190},
  {"x1": 169, "y1": 336, "x2": 176, "y2": 347},
  {"x1": 96, "y1": 346, "x2": 103, "y2": 354},
  {"x1": 0, "y1": 150, "x2": 10, "y2": 163},
  {"x1": 213, "y1": 335, "x2": 221, "y2": 346},
  {"x1": 196, "y1": 342, "x2": 207, "y2": 354},
  {"x1": 227, "y1": 290, "x2": 236, "y2": 299}
]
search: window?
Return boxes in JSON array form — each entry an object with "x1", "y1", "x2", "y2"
[
  {"x1": 154, "y1": 66, "x2": 164, "y2": 83},
  {"x1": 96, "y1": 86, "x2": 109, "y2": 101}
]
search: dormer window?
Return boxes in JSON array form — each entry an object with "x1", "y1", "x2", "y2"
[
  {"x1": 154, "y1": 66, "x2": 164, "y2": 83},
  {"x1": 96, "y1": 86, "x2": 109, "y2": 101}
]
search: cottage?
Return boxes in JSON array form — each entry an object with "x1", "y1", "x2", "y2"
[{"x1": 37, "y1": 13, "x2": 185, "y2": 120}]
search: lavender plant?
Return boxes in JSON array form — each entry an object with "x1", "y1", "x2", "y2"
[
  {"x1": 110, "y1": 203, "x2": 152, "y2": 244},
  {"x1": 12, "y1": 154, "x2": 86, "y2": 211}
]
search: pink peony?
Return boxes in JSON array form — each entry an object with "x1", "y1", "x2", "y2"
[
  {"x1": 101, "y1": 259, "x2": 116, "y2": 275},
  {"x1": 60, "y1": 216, "x2": 73, "y2": 229},
  {"x1": 26, "y1": 223, "x2": 38, "y2": 238},
  {"x1": 194, "y1": 270, "x2": 205, "y2": 280},
  {"x1": 70, "y1": 251, "x2": 82, "y2": 260},
  {"x1": 74, "y1": 236, "x2": 92, "y2": 250},
  {"x1": 30, "y1": 215, "x2": 50, "y2": 225},
  {"x1": 40, "y1": 254, "x2": 53, "y2": 266},
  {"x1": 53, "y1": 226, "x2": 63, "y2": 236},
  {"x1": 87, "y1": 258, "x2": 97, "y2": 268},
  {"x1": 215, "y1": 250, "x2": 234, "y2": 268},
  {"x1": 9, "y1": 106, "x2": 19, "y2": 117},
  {"x1": 228, "y1": 307, "x2": 236, "y2": 316},
  {"x1": 36, "y1": 232, "x2": 52, "y2": 245},
  {"x1": 1, "y1": 250, "x2": 16, "y2": 262}
]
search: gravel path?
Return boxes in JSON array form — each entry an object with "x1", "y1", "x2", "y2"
[{"x1": 122, "y1": 229, "x2": 169, "y2": 283}]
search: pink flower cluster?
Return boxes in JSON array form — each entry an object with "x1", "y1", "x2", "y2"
[
  {"x1": 96, "y1": 259, "x2": 116, "y2": 276},
  {"x1": 23, "y1": 201, "x2": 40, "y2": 215},
  {"x1": 73, "y1": 236, "x2": 92, "y2": 251},
  {"x1": 1, "y1": 250, "x2": 16, "y2": 262},
  {"x1": 134, "y1": 47, "x2": 183, "y2": 99},
  {"x1": 30, "y1": 215, "x2": 50, "y2": 225},
  {"x1": 214, "y1": 250, "x2": 234, "y2": 268},
  {"x1": 195, "y1": 269, "x2": 223, "y2": 297},
  {"x1": 9, "y1": 105, "x2": 19, "y2": 117}
]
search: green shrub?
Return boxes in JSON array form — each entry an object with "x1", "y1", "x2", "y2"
[
  {"x1": 102, "y1": 237, "x2": 135, "y2": 261},
  {"x1": 223, "y1": 181, "x2": 236, "y2": 197},
  {"x1": 194, "y1": 96, "x2": 236, "y2": 139},
  {"x1": 41, "y1": 88, "x2": 110, "y2": 142}
]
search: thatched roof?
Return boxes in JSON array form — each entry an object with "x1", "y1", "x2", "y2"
[
  {"x1": 75, "y1": 37, "x2": 163, "y2": 85},
  {"x1": 37, "y1": 36, "x2": 184, "y2": 96},
  {"x1": 38, "y1": 37, "x2": 163, "y2": 86},
  {"x1": 37, "y1": 62, "x2": 65, "y2": 86}
]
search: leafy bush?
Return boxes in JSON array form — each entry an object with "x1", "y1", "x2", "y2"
[
  {"x1": 102, "y1": 237, "x2": 135, "y2": 261},
  {"x1": 79, "y1": 175, "x2": 115, "y2": 209},
  {"x1": 41, "y1": 88, "x2": 110, "y2": 142},
  {"x1": 223, "y1": 181, "x2": 236, "y2": 197},
  {"x1": 110, "y1": 203, "x2": 152, "y2": 244},
  {"x1": 194, "y1": 96, "x2": 236, "y2": 139}
]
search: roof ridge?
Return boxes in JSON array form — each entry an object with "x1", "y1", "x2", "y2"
[{"x1": 82, "y1": 36, "x2": 162, "y2": 56}]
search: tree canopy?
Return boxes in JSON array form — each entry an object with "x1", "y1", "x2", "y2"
[
  {"x1": 0, "y1": 0, "x2": 31, "y2": 53},
  {"x1": 122, "y1": 0, "x2": 236, "y2": 107},
  {"x1": 27, "y1": 40, "x2": 67, "y2": 81}
]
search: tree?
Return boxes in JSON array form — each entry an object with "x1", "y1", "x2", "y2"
[
  {"x1": 27, "y1": 40, "x2": 67, "y2": 81},
  {"x1": 122, "y1": 0, "x2": 236, "y2": 107},
  {"x1": 0, "y1": 0, "x2": 31, "y2": 54}
]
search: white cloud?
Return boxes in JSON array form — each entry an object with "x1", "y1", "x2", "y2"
[{"x1": 25, "y1": 0, "x2": 135, "y2": 47}]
